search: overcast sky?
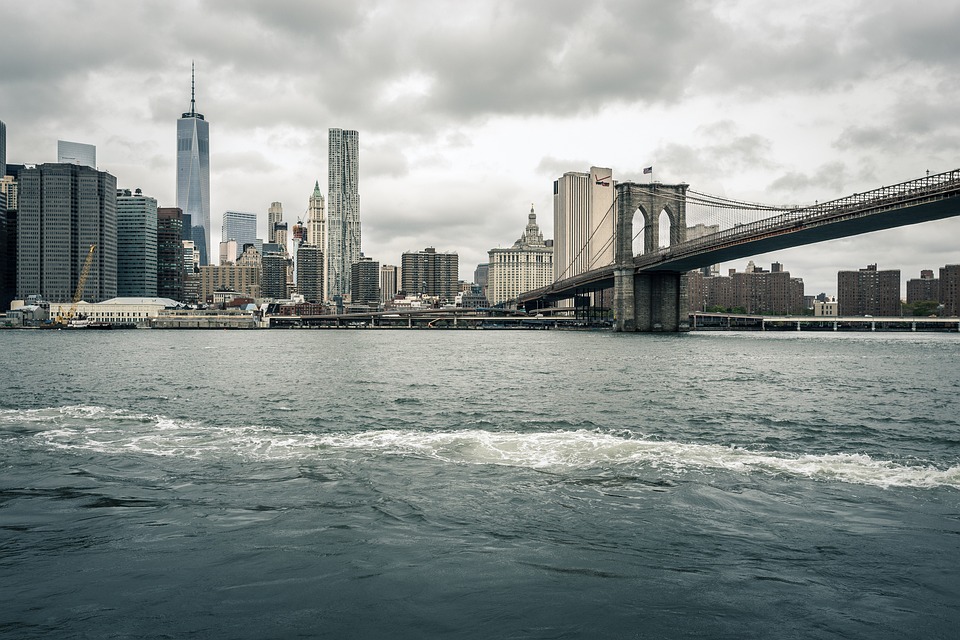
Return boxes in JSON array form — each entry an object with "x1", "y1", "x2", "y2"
[{"x1": 3, "y1": 0, "x2": 960, "y2": 295}]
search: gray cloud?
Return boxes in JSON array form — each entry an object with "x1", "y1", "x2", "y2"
[{"x1": 4, "y1": 0, "x2": 960, "y2": 286}]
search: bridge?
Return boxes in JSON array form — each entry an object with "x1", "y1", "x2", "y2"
[{"x1": 517, "y1": 169, "x2": 960, "y2": 331}]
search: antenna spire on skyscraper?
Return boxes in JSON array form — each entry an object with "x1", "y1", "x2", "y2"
[{"x1": 191, "y1": 61, "x2": 196, "y2": 115}]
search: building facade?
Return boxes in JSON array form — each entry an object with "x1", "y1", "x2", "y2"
[
  {"x1": 941, "y1": 265, "x2": 960, "y2": 317},
  {"x1": 553, "y1": 166, "x2": 614, "y2": 282},
  {"x1": 401, "y1": 247, "x2": 458, "y2": 301},
  {"x1": 688, "y1": 261, "x2": 804, "y2": 315},
  {"x1": 306, "y1": 181, "x2": 325, "y2": 249},
  {"x1": 296, "y1": 244, "x2": 324, "y2": 303},
  {"x1": 838, "y1": 264, "x2": 901, "y2": 316},
  {"x1": 0, "y1": 119, "x2": 6, "y2": 173},
  {"x1": 57, "y1": 140, "x2": 96, "y2": 168},
  {"x1": 906, "y1": 269, "x2": 939, "y2": 304},
  {"x1": 327, "y1": 128, "x2": 360, "y2": 301},
  {"x1": 486, "y1": 206, "x2": 554, "y2": 306},
  {"x1": 176, "y1": 64, "x2": 211, "y2": 266},
  {"x1": 157, "y1": 207, "x2": 184, "y2": 302},
  {"x1": 268, "y1": 201, "x2": 283, "y2": 243},
  {"x1": 198, "y1": 262, "x2": 260, "y2": 302},
  {"x1": 17, "y1": 163, "x2": 117, "y2": 302},
  {"x1": 116, "y1": 188, "x2": 158, "y2": 297},
  {"x1": 379, "y1": 264, "x2": 398, "y2": 304},
  {"x1": 261, "y1": 252, "x2": 291, "y2": 299},
  {"x1": 222, "y1": 211, "x2": 257, "y2": 257},
  {"x1": 351, "y1": 257, "x2": 380, "y2": 305}
]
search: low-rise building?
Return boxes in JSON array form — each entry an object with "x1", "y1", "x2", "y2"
[{"x1": 46, "y1": 297, "x2": 180, "y2": 327}]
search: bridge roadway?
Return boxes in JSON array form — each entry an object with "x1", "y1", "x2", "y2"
[
  {"x1": 268, "y1": 307, "x2": 604, "y2": 329},
  {"x1": 691, "y1": 312, "x2": 960, "y2": 332},
  {"x1": 518, "y1": 168, "x2": 960, "y2": 307}
]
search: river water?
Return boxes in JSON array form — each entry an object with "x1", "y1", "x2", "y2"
[{"x1": 1, "y1": 329, "x2": 959, "y2": 639}]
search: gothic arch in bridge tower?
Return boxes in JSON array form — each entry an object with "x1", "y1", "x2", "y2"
[
  {"x1": 613, "y1": 182, "x2": 691, "y2": 332},
  {"x1": 615, "y1": 183, "x2": 689, "y2": 262}
]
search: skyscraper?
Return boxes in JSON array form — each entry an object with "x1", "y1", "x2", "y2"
[
  {"x1": 17, "y1": 163, "x2": 117, "y2": 302},
  {"x1": 379, "y1": 264, "x2": 398, "y2": 304},
  {"x1": 261, "y1": 252, "x2": 290, "y2": 299},
  {"x1": 0, "y1": 119, "x2": 6, "y2": 175},
  {"x1": 327, "y1": 128, "x2": 360, "y2": 302},
  {"x1": 296, "y1": 244, "x2": 324, "y2": 304},
  {"x1": 553, "y1": 166, "x2": 614, "y2": 282},
  {"x1": 176, "y1": 63, "x2": 210, "y2": 266},
  {"x1": 222, "y1": 211, "x2": 257, "y2": 258},
  {"x1": 306, "y1": 181, "x2": 325, "y2": 249},
  {"x1": 268, "y1": 202, "x2": 283, "y2": 243},
  {"x1": 116, "y1": 188, "x2": 158, "y2": 297},
  {"x1": 57, "y1": 140, "x2": 96, "y2": 168},
  {"x1": 157, "y1": 207, "x2": 184, "y2": 301}
]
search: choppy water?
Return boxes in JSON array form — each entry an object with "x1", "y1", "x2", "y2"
[{"x1": 1, "y1": 330, "x2": 959, "y2": 638}]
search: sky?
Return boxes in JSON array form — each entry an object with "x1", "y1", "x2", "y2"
[{"x1": 3, "y1": 0, "x2": 960, "y2": 296}]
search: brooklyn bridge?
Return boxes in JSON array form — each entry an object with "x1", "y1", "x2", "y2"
[{"x1": 516, "y1": 169, "x2": 960, "y2": 331}]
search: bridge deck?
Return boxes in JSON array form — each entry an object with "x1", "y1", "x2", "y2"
[{"x1": 518, "y1": 169, "x2": 960, "y2": 306}]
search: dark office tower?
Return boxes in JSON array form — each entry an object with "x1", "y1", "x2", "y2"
[
  {"x1": 401, "y1": 247, "x2": 459, "y2": 302},
  {"x1": 116, "y1": 188, "x2": 158, "y2": 297},
  {"x1": 940, "y1": 265, "x2": 960, "y2": 317},
  {"x1": 350, "y1": 256, "x2": 380, "y2": 305},
  {"x1": 1, "y1": 163, "x2": 21, "y2": 310},
  {"x1": 0, "y1": 119, "x2": 6, "y2": 177},
  {"x1": 176, "y1": 63, "x2": 210, "y2": 266},
  {"x1": 17, "y1": 163, "x2": 117, "y2": 302},
  {"x1": 157, "y1": 207, "x2": 185, "y2": 301},
  {"x1": 261, "y1": 252, "x2": 289, "y2": 299},
  {"x1": 0, "y1": 191, "x2": 7, "y2": 310},
  {"x1": 296, "y1": 244, "x2": 324, "y2": 303},
  {"x1": 838, "y1": 264, "x2": 901, "y2": 317},
  {"x1": 327, "y1": 128, "x2": 360, "y2": 301}
]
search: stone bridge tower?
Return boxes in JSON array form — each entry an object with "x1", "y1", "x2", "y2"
[{"x1": 613, "y1": 182, "x2": 690, "y2": 332}]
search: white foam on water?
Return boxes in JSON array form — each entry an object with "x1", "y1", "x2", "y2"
[{"x1": 6, "y1": 406, "x2": 959, "y2": 490}]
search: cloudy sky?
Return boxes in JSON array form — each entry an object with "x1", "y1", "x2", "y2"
[{"x1": 3, "y1": 0, "x2": 960, "y2": 294}]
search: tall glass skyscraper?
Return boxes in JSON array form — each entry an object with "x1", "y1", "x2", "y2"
[
  {"x1": 176, "y1": 64, "x2": 210, "y2": 266},
  {"x1": 222, "y1": 211, "x2": 258, "y2": 252},
  {"x1": 327, "y1": 128, "x2": 360, "y2": 301},
  {"x1": 0, "y1": 119, "x2": 6, "y2": 175}
]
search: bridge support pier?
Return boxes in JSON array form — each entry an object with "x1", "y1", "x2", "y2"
[
  {"x1": 635, "y1": 272, "x2": 690, "y2": 332},
  {"x1": 613, "y1": 268, "x2": 635, "y2": 332},
  {"x1": 615, "y1": 270, "x2": 690, "y2": 332}
]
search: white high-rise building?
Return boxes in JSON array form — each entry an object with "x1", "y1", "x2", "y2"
[
  {"x1": 268, "y1": 202, "x2": 283, "y2": 243},
  {"x1": 57, "y1": 140, "x2": 96, "y2": 168},
  {"x1": 380, "y1": 264, "x2": 398, "y2": 304},
  {"x1": 326, "y1": 128, "x2": 360, "y2": 302},
  {"x1": 553, "y1": 166, "x2": 614, "y2": 282},
  {"x1": 306, "y1": 181, "x2": 325, "y2": 249},
  {"x1": 487, "y1": 206, "x2": 554, "y2": 306}
]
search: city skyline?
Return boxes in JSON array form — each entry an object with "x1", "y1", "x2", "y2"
[{"x1": 3, "y1": 1, "x2": 960, "y2": 293}]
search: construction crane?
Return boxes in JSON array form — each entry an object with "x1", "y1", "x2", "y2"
[{"x1": 56, "y1": 244, "x2": 96, "y2": 326}]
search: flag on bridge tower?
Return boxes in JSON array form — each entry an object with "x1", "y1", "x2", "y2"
[{"x1": 643, "y1": 166, "x2": 653, "y2": 174}]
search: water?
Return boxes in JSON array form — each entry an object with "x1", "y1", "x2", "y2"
[{"x1": 2, "y1": 329, "x2": 959, "y2": 638}]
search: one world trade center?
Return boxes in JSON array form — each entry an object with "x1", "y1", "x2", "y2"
[{"x1": 176, "y1": 63, "x2": 210, "y2": 266}]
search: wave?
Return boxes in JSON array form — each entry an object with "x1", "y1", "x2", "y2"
[{"x1": 3, "y1": 406, "x2": 958, "y2": 490}]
